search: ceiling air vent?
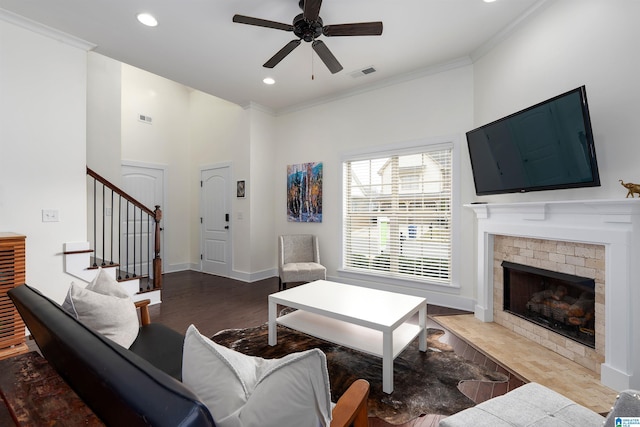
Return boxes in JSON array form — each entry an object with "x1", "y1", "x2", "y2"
[{"x1": 349, "y1": 66, "x2": 377, "y2": 79}]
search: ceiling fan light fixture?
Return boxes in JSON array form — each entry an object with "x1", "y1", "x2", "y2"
[
  {"x1": 137, "y1": 13, "x2": 158, "y2": 27},
  {"x1": 263, "y1": 77, "x2": 276, "y2": 85},
  {"x1": 232, "y1": 1, "x2": 382, "y2": 75}
]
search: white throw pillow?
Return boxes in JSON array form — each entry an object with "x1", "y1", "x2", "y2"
[
  {"x1": 62, "y1": 267, "x2": 139, "y2": 348},
  {"x1": 182, "y1": 324, "x2": 332, "y2": 427}
]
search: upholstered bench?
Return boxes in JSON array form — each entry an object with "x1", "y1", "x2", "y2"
[{"x1": 439, "y1": 382, "x2": 607, "y2": 427}]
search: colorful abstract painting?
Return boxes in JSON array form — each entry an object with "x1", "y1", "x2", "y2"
[{"x1": 287, "y1": 162, "x2": 323, "y2": 222}]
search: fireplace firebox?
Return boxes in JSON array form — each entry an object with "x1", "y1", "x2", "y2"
[{"x1": 502, "y1": 261, "x2": 595, "y2": 348}]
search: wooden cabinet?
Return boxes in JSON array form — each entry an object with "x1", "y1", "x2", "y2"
[{"x1": 0, "y1": 233, "x2": 27, "y2": 360}]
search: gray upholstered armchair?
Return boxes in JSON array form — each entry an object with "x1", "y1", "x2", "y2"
[{"x1": 278, "y1": 234, "x2": 327, "y2": 291}]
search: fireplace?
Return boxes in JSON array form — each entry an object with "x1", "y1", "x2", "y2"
[
  {"x1": 467, "y1": 199, "x2": 640, "y2": 391},
  {"x1": 502, "y1": 261, "x2": 595, "y2": 348}
]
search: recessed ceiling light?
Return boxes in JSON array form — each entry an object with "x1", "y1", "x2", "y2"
[
  {"x1": 263, "y1": 77, "x2": 275, "y2": 85},
  {"x1": 484, "y1": 0, "x2": 497, "y2": 2},
  {"x1": 137, "y1": 13, "x2": 158, "y2": 27}
]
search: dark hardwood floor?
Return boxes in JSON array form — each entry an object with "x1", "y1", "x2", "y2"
[
  {"x1": 151, "y1": 271, "x2": 479, "y2": 427},
  {"x1": 15, "y1": 270, "x2": 525, "y2": 426},
  {"x1": 150, "y1": 271, "x2": 468, "y2": 336},
  {"x1": 148, "y1": 270, "x2": 276, "y2": 338},
  {"x1": 151, "y1": 270, "x2": 470, "y2": 338},
  {"x1": 18, "y1": 270, "x2": 518, "y2": 426}
]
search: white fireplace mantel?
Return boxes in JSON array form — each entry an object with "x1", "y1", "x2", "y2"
[{"x1": 467, "y1": 198, "x2": 640, "y2": 391}]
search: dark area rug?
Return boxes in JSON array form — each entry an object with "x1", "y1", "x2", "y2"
[{"x1": 211, "y1": 322, "x2": 508, "y2": 424}]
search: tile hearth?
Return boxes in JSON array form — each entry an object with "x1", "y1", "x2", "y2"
[{"x1": 433, "y1": 313, "x2": 616, "y2": 415}]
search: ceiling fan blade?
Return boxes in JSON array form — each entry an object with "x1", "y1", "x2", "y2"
[
  {"x1": 323, "y1": 22, "x2": 383, "y2": 37},
  {"x1": 312, "y1": 40, "x2": 343, "y2": 74},
  {"x1": 263, "y1": 40, "x2": 302, "y2": 68},
  {"x1": 233, "y1": 14, "x2": 293, "y2": 32},
  {"x1": 303, "y1": 0, "x2": 322, "y2": 22}
]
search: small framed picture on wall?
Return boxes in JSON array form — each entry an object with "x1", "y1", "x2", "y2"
[{"x1": 237, "y1": 180, "x2": 246, "y2": 198}]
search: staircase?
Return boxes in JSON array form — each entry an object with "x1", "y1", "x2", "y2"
[{"x1": 63, "y1": 167, "x2": 163, "y2": 305}]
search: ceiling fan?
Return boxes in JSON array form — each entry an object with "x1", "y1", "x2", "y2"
[{"x1": 232, "y1": 0, "x2": 383, "y2": 74}]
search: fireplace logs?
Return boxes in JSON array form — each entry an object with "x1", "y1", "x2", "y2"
[
  {"x1": 526, "y1": 286, "x2": 594, "y2": 329},
  {"x1": 503, "y1": 261, "x2": 596, "y2": 347}
]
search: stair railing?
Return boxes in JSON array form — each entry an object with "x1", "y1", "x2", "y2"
[{"x1": 86, "y1": 167, "x2": 162, "y2": 291}]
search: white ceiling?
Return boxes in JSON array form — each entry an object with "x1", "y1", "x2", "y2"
[{"x1": 0, "y1": 0, "x2": 544, "y2": 113}]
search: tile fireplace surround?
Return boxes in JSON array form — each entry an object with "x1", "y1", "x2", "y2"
[{"x1": 467, "y1": 199, "x2": 640, "y2": 392}]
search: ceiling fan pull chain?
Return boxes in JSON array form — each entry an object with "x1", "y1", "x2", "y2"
[{"x1": 311, "y1": 45, "x2": 315, "y2": 80}]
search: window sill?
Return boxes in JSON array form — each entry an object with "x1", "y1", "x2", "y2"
[{"x1": 335, "y1": 268, "x2": 461, "y2": 294}]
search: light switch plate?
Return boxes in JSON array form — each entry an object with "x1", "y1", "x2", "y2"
[{"x1": 42, "y1": 209, "x2": 59, "y2": 222}]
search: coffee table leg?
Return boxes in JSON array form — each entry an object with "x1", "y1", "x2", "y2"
[
  {"x1": 268, "y1": 298, "x2": 277, "y2": 346},
  {"x1": 418, "y1": 304, "x2": 427, "y2": 352},
  {"x1": 382, "y1": 331, "x2": 393, "y2": 394}
]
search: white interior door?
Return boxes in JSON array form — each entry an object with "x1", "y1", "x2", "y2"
[
  {"x1": 121, "y1": 164, "x2": 165, "y2": 278},
  {"x1": 201, "y1": 166, "x2": 231, "y2": 277}
]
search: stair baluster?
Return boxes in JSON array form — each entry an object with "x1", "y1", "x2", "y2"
[
  {"x1": 101, "y1": 184, "x2": 106, "y2": 267},
  {"x1": 109, "y1": 189, "x2": 114, "y2": 266},
  {"x1": 85, "y1": 167, "x2": 162, "y2": 292},
  {"x1": 92, "y1": 179, "x2": 98, "y2": 268},
  {"x1": 118, "y1": 194, "x2": 122, "y2": 281}
]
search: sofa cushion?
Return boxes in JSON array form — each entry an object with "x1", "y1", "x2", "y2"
[
  {"x1": 129, "y1": 323, "x2": 185, "y2": 381},
  {"x1": 281, "y1": 262, "x2": 326, "y2": 283},
  {"x1": 182, "y1": 324, "x2": 332, "y2": 427},
  {"x1": 438, "y1": 382, "x2": 604, "y2": 427},
  {"x1": 62, "y1": 268, "x2": 139, "y2": 348}
]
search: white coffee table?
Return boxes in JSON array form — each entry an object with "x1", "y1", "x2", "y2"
[{"x1": 268, "y1": 280, "x2": 427, "y2": 394}]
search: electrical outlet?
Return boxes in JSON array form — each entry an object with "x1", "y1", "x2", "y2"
[
  {"x1": 42, "y1": 209, "x2": 59, "y2": 222},
  {"x1": 138, "y1": 114, "x2": 153, "y2": 124}
]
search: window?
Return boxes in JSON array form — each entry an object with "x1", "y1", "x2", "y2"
[{"x1": 342, "y1": 144, "x2": 452, "y2": 285}]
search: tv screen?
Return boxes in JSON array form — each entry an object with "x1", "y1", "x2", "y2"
[{"x1": 466, "y1": 86, "x2": 600, "y2": 196}]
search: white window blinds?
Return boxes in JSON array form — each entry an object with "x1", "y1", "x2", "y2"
[{"x1": 343, "y1": 146, "x2": 452, "y2": 284}]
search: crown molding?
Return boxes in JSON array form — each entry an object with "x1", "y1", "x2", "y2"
[
  {"x1": 242, "y1": 101, "x2": 276, "y2": 117},
  {"x1": 0, "y1": 8, "x2": 96, "y2": 51},
  {"x1": 276, "y1": 56, "x2": 473, "y2": 116},
  {"x1": 470, "y1": 0, "x2": 552, "y2": 63}
]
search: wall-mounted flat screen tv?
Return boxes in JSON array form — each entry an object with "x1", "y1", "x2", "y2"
[{"x1": 466, "y1": 86, "x2": 600, "y2": 196}]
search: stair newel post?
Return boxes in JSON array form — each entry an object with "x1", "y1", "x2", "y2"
[
  {"x1": 109, "y1": 189, "x2": 114, "y2": 265},
  {"x1": 153, "y1": 205, "x2": 162, "y2": 290},
  {"x1": 125, "y1": 201, "x2": 130, "y2": 279},
  {"x1": 147, "y1": 215, "x2": 151, "y2": 290},
  {"x1": 92, "y1": 178, "x2": 98, "y2": 267},
  {"x1": 101, "y1": 183, "x2": 106, "y2": 266},
  {"x1": 117, "y1": 195, "x2": 122, "y2": 280}
]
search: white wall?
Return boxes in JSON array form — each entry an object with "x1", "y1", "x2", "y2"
[
  {"x1": 87, "y1": 52, "x2": 122, "y2": 182},
  {"x1": 120, "y1": 65, "x2": 192, "y2": 272},
  {"x1": 274, "y1": 65, "x2": 476, "y2": 307},
  {"x1": 188, "y1": 90, "x2": 246, "y2": 273},
  {"x1": 118, "y1": 65, "x2": 258, "y2": 277},
  {"x1": 86, "y1": 1, "x2": 640, "y2": 312},
  {"x1": 472, "y1": 0, "x2": 640, "y2": 202},
  {"x1": 247, "y1": 106, "x2": 277, "y2": 279},
  {"x1": 8, "y1": 0, "x2": 637, "y2": 310},
  {"x1": 0, "y1": 19, "x2": 89, "y2": 302}
]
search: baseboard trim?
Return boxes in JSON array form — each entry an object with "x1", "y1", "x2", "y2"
[
  {"x1": 164, "y1": 263, "x2": 192, "y2": 274},
  {"x1": 229, "y1": 268, "x2": 277, "y2": 283}
]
